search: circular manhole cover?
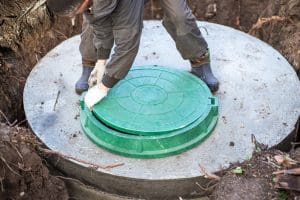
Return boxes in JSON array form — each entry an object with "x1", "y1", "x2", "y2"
[
  {"x1": 94, "y1": 66, "x2": 214, "y2": 135},
  {"x1": 80, "y1": 65, "x2": 218, "y2": 158}
]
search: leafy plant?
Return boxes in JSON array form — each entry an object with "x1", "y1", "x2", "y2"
[{"x1": 231, "y1": 166, "x2": 243, "y2": 174}]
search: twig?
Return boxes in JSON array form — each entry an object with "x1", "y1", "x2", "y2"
[
  {"x1": 53, "y1": 29, "x2": 68, "y2": 40},
  {"x1": 71, "y1": 17, "x2": 76, "y2": 27},
  {"x1": 291, "y1": 142, "x2": 300, "y2": 151},
  {"x1": 102, "y1": 162, "x2": 125, "y2": 169},
  {"x1": 198, "y1": 164, "x2": 221, "y2": 180},
  {"x1": 7, "y1": 142, "x2": 23, "y2": 160},
  {"x1": 251, "y1": 134, "x2": 257, "y2": 146},
  {"x1": 17, "y1": 0, "x2": 47, "y2": 21},
  {"x1": 15, "y1": 119, "x2": 27, "y2": 127},
  {"x1": 195, "y1": 182, "x2": 207, "y2": 191},
  {"x1": 53, "y1": 90, "x2": 61, "y2": 111},
  {"x1": 251, "y1": 134, "x2": 265, "y2": 151},
  {"x1": 0, "y1": 156, "x2": 21, "y2": 176},
  {"x1": 0, "y1": 110, "x2": 12, "y2": 126},
  {"x1": 10, "y1": 120, "x2": 18, "y2": 127},
  {"x1": 262, "y1": 160, "x2": 281, "y2": 169},
  {"x1": 273, "y1": 167, "x2": 300, "y2": 175},
  {"x1": 39, "y1": 148, "x2": 124, "y2": 170},
  {"x1": 55, "y1": 175, "x2": 85, "y2": 185},
  {"x1": 195, "y1": 181, "x2": 218, "y2": 192}
]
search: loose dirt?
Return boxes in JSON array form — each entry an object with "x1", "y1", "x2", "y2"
[{"x1": 0, "y1": 123, "x2": 68, "y2": 199}]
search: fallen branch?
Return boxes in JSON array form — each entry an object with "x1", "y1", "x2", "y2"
[
  {"x1": 39, "y1": 148, "x2": 124, "y2": 170},
  {"x1": 273, "y1": 167, "x2": 300, "y2": 175},
  {"x1": 199, "y1": 164, "x2": 220, "y2": 181}
]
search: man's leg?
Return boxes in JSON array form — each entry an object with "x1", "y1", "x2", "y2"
[
  {"x1": 160, "y1": 0, "x2": 219, "y2": 92},
  {"x1": 76, "y1": 16, "x2": 98, "y2": 94},
  {"x1": 100, "y1": 0, "x2": 144, "y2": 88}
]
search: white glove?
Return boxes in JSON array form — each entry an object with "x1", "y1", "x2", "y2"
[
  {"x1": 88, "y1": 60, "x2": 107, "y2": 87},
  {"x1": 84, "y1": 85, "x2": 107, "y2": 110}
]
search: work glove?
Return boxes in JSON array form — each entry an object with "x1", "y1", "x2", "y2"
[
  {"x1": 88, "y1": 60, "x2": 107, "y2": 87},
  {"x1": 84, "y1": 85, "x2": 107, "y2": 110}
]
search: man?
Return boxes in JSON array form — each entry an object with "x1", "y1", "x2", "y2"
[
  {"x1": 47, "y1": 0, "x2": 219, "y2": 110},
  {"x1": 47, "y1": 0, "x2": 145, "y2": 109}
]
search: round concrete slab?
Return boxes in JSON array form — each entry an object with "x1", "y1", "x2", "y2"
[{"x1": 24, "y1": 21, "x2": 300, "y2": 199}]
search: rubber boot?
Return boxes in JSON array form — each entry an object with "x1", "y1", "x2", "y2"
[
  {"x1": 191, "y1": 52, "x2": 219, "y2": 92},
  {"x1": 75, "y1": 66, "x2": 93, "y2": 95}
]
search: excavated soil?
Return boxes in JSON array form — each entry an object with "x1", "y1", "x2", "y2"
[
  {"x1": 0, "y1": 0, "x2": 82, "y2": 123},
  {"x1": 0, "y1": 0, "x2": 299, "y2": 199},
  {"x1": 211, "y1": 148, "x2": 300, "y2": 200},
  {"x1": 0, "y1": 123, "x2": 68, "y2": 199}
]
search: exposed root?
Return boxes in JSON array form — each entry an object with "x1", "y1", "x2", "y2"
[
  {"x1": 39, "y1": 148, "x2": 124, "y2": 170},
  {"x1": 199, "y1": 164, "x2": 221, "y2": 181},
  {"x1": 0, "y1": 109, "x2": 13, "y2": 126},
  {"x1": 0, "y1": 156, "x2": 21, "y2": 177}
]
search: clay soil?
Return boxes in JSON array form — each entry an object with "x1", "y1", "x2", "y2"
[
  {"x1": 0, "y1": 123, "x2": 68, "y2": 200},
  {"x1": 0, "y1": 0, "x2": 299, "y2": 199}
]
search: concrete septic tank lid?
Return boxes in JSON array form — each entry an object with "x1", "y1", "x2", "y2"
[
  {"x1": 81, "y1": 65, "x2": 218, "y2": 158},
  {"x1": 24, "y1": 21, "x2": 300, "y2": 199}
]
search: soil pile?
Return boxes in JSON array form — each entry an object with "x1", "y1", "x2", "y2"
[
  {"x1": 0, "y1": 0, "x2": 82, "y2": 122},
  {"x1": 0, "y1": 123, "x2": 68, "y2": 199},
  {"x1": 250, "y1": 0, "x2": 300, "y2": 75},
  {"x1": 211, "y1": 147, "x2": 300, "y2": 199}
]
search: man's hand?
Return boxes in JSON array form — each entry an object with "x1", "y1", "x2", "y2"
[
  {"x1": 84, "y1": 83, "x2": 109, "y2": 110},
  {"x1": 88, "y1": 60, "x2": 107, "y2": 87}
]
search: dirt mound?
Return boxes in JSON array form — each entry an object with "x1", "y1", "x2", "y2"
[
  {"x1": 211, "y1": 176, "x2": 271, "y2": 200},
  {"x1": 0, "y1": 123, "x2": 68, "y2": 200},
  {"x1": 211, "y1": 149, "x2": 300, "y2": 200},
  {"x1": 250, "y1": 0, "x2": 300, "y2": 75},
  {"x1": 0, "y1": 0, "x2": 82, "y2": 122}
]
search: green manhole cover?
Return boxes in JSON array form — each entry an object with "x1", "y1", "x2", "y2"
[
  {"x1": 93, "y1": 66, "x2": 213, "y2": 135},
  {"x1": 80, "y1": 66, "x2": 218, "y2": 158}
]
